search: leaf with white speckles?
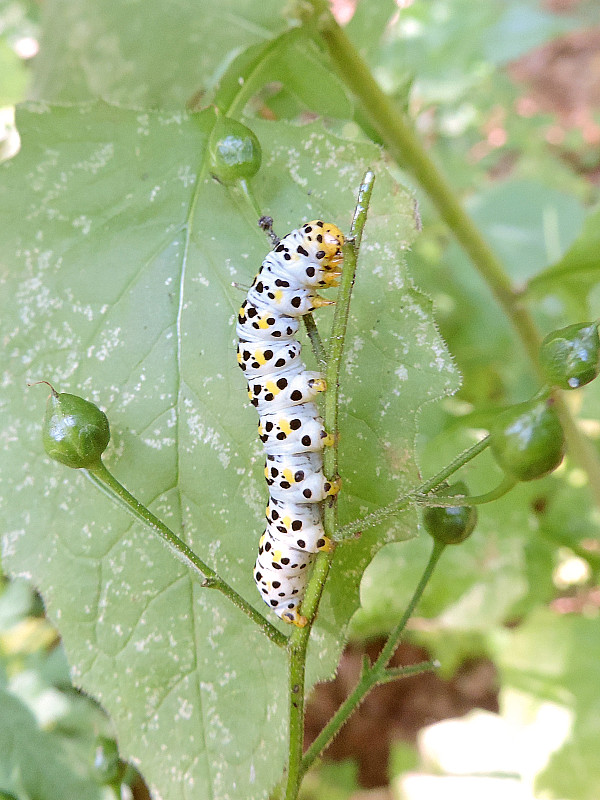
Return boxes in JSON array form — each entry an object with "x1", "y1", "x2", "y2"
[{"x1": 0, "y1": 103, "x2": 458, "y2": 799}]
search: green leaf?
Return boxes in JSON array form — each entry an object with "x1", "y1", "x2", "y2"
[
  {"x1": 539, "y1": 477, "x2": 600, "y2": 558},
  {"x1": 0, "y1": 103, "x2": 456, "y2": 799},
  {"x1": 408, "y1": 236, "x2": 536, "y2": 405},
  {"x1": 30, "y1": 0, "x2": 287, "y2": 107},
  {"x1": 353, "y1": 486, "x2": 533, "y2": 639},
  {"x1": 345, "y1": 0, "x2": 398, "y2": 60},
  {"x1": 0, "y1": 579, "x2": 38, "y2": 630},
  {"x1": 368, "y1": 0, "x2": 578, "y2": 106}
]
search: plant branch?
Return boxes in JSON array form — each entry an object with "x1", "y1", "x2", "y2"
[
  {"x1": 416, "y1": 474, "x2": 517, "y2": 507},
  {"x1": 379, "y1": 659, "x2": 439, "y2": 685},
  {"x1": 300, "y1": 540, "x2": 445, "y2": 776},
  {"x1": 303, "y1": 314, "x2": 327, "y2": 369},
  {"x1": 85, "y1": 461, "x2": 288, "y2": 648}
]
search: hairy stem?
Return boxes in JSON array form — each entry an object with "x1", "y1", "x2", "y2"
[
  {"x1": 303, "y1": 314, "x2": 327, "y2": 369},
  {"x1": 379, "y1": 659, "x2": 439, "y2": 685},
  {"x1": 416, "y1": 474, "x2": 517, "y2": 507},
  {"x1": 284, "y1": 171, "x2": 375, "y2": 800},
  {"x1": 85, "y1": 461, "x2": 287, "y2": 648},
  {"x1": 300, "y1": 540, "x2": 445, "y2": 776}
]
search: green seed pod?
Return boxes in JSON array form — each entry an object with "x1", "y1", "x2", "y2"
[
  {"x1": 93, "y1": 736, "x2": 122, "y2": 785},
  {"x1": 422, "y1": 481, "x2": 478, "y2": 545},
  {"x1": 540, "y1": 322, "x2": 600, "y2": 390},
  {"x1": 489, "y1": 399, "x2": 565, "y2": 481},
  {"x1": 41, "y1": 383, "x2": 110, "y2": 469},
  {"x1": 208, "y1": 116, "x2": 262, "y2": 185}
]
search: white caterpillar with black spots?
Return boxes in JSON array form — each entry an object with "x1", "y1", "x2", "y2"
[{"x1": 236, "y1": 220, "x2": 344, "y2": 626}]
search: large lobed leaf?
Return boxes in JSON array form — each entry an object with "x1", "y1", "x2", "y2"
[{"x1": 0, "y1": 103, "x2": 457, "y2": 799}]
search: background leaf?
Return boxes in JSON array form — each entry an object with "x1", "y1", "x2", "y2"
[
  {"x1": 466, "y1": 179, "x2": 587, "y2": 282},
  {"x1": 210, "y1": 29, "x2": 352, "y2": 120},
  {"x1": 3, "y1": 0, "x2": 600, "y2": 797},
  {"x1": 0, "y1": 576, "x2": 116, "y2": 800}
]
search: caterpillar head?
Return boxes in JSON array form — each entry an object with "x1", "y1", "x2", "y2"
[{"x1": 303, "y1": 221, "x2": 344, "y2": 269}]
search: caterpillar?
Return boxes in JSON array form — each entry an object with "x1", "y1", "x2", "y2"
[{"x1": 236, "y1": 220, "x2": 344, "y2": 627}]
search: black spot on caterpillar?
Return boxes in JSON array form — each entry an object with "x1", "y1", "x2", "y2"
[{"x1": 236, "y1": 221, "x2": 344, "y2": 626}]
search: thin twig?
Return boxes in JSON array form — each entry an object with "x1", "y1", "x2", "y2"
[
  {"x1": 415, "y1": 474, "x2": 517, "y2": 507},
  {"x1": 303, "y1": 314, "x2": 327, "y2": 369}
]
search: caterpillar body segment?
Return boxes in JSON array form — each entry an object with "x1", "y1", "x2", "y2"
[
  {"x1": 236, "y1": 220, "x2": 344, "y2": 626},
  {"x1": 246, "y1": 368, "x2": 325, "y2": 414},
  {"x1": 236, "y1": 340, "x2": 303, "y2": 377},
  {"x1": 237, "y1": 299, "x2": 299, "y2": 342},
  {"x1": 265, "y1": 452, "x2": 335, "y2": 504}
]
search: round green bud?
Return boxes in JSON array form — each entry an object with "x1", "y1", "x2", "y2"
[
  {"x1": 540, "y1": 322, "x2": 600, "y2": 390},
  {"x1": 489, "y1": 399, "x2": 565, "y2": 481},
  {"x1": 422, "y1": 481, "x2": 478, "y2": 545},
  {"x1": 208, "y1": 117, "x2": 262, "y2": 185},
  {"x1": 93, "y1": 736, "x2": 122, "y2": 785},
  {"x1": 41, "y1": 384, "x2": 110, "y2": 469}
]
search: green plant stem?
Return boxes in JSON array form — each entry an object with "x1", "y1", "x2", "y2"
[
  {"x1": 85, "y1": 461, "x2": 287, "y2": 648},
  {"x1": 283, "y1": 171, "x2": 375, "y2": 800},
  {"x1": 416, "y1": 474, "x2": 517, "y2": 507},
  {"x1": 307, "y1": 0, "x2": 600, "y2": 505},
  {"x1": 285, "y1": 636, "x2": 306, "y2": 800},
  {"x1": 300, "y1": 540, "x2": 445, "y2": 777},
  {"x1": 418, "y1": 435, "x2": 491, "y2": 493},
  {"x1": 336, "y1": 435, "x2": 491, "y2": 539},
  {"x1": 378, "y1": 659, "x2": 439, "y2": 685},
  {"x1": 303, "y1": 314, "x2": 327, "y2": 369}
]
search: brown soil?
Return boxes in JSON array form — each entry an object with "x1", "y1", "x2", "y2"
[{"x1": 509, "y1": 26, "x2": 600, "y2": 153}]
